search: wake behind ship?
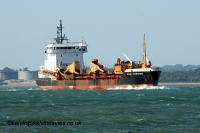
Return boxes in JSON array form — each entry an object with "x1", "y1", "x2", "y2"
[{"x1": 36, "y1": 20, "x2": 161, "y2": 90}]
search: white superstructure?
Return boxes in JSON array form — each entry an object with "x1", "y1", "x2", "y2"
[{"x1": 39, "y1": 20, "x2": 88, "y2": 78}]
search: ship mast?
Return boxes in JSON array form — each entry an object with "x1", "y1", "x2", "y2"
[
  {"x1": 143, "y1": 34, "x2": 147, "y2": 67},
  {"x1": 55, "y1": 20, "x2": 67, "y2": 44}
]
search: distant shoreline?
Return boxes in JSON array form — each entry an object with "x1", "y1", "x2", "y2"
[
  {"x1": 0, "y1": 83, "x2": 37, "y2": 87},
  {"x1": 158, "y1": 82, "x2": 200, "y2": 86},
  {"x1": 0, "y1": 82, "x2": 200, "y2": 87}
]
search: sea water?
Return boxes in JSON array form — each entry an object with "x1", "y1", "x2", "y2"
[{"x1": 0, "y1": 85, "x2": 200, "y2": 132}]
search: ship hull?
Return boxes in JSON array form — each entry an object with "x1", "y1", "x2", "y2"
[{"x1": 36, "y1": 71, "x2": 161, "y2": 90}]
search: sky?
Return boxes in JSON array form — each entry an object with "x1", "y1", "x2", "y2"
[{"x1": 0, "y1": 0, "x2": 200, "y2": 70}]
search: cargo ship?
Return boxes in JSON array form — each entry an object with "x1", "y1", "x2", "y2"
[{"x1": 35, "y1": 20, "x2": 161, "y2": 90}]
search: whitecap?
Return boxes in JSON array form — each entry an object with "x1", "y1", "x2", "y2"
[
  {"x1": 97, "y1": 92, "x2": 102, "y2": 95},
  {"x1": 28, "y1": 87, "x2": 40, "y2": 90},
  {"x1": 8, "y1": 89, "x2": 17, "y2": 91},
  {"x1": 107, "y1": 85, "x2": 179, "y2": 90},
  {"x1": 137, "y1": 119, "x2": 144, "y2": 121},
  {"x1": 137, "y1": 94, "x2": 145, "y2": 96},
  {"x1": 20, "y1": 100, "x2": 27, "y2": 102}
]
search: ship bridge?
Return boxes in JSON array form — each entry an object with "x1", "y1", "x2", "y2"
[
  {"x1": 39, "y1": 20, "x2": 88, "y2": 78},
  {"x1": 46, "y1": 42, "x2": 88, "y2": 53}
]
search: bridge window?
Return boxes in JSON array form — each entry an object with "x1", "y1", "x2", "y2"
[{"x1": 82, "y1": 46, "x2": 87, "y2": 51}]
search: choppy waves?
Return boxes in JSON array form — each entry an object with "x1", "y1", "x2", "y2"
[
  {"x1": 0, "y1": 86, "x2": 200, "y2": 132},
  {"x1": 0, "y1": 87, "x2": 40, "y2": 91},
  {"x1": 0, "y1": 85, "x2": 180, "y2": 91}
]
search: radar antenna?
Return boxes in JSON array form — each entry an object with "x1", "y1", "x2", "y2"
[{"x1": 55, "y1": 20, "x2": 68, "y2": 44}]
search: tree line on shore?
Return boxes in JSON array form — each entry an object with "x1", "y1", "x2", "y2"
[
  {"x1": 159, "y1": 68, "x2": 200, "y2": 82},
  {"x1": 0, "y1": 67, "x2": 29, "y2": 72},
  {"x1": 161, "y1": 64, "x2": 200, "y2": 71}
]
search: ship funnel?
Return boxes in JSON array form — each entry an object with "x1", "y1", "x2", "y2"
[{"x1": 123, "y1": 53, "x2": 132, "y2": 66}]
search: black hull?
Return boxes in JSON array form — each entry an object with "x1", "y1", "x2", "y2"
[{"x1": 120, "y1": 71, "x2": 160, "y2": 85}]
